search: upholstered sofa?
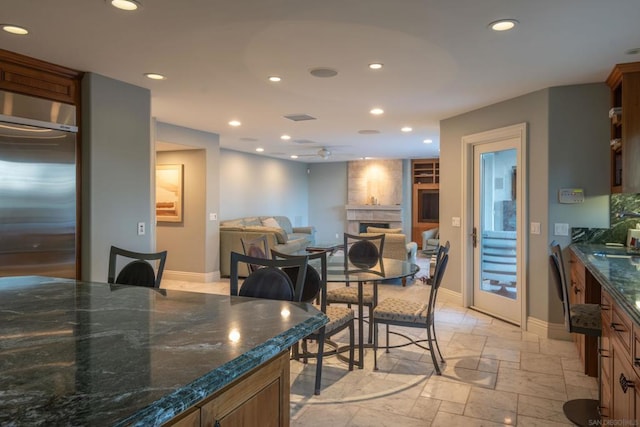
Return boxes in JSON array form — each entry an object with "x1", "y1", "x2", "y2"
[{"x1": 219, "y1": 215, "x2": 316, "y2": 277}]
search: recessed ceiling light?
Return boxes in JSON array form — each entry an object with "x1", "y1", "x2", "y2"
[
  {"x1": 280, "y1": 134, "x2": 291, "y2": 140},
  {"x1": 369, "y1": 63, "x2": 383, "y2": 70},
  {"x1": 489, "y1": 19, "x2": 518, "y2": 31},
  {"x1": 1, "y1": 24, "x2": 29, "y2": 35},
  {"x1": 290, "y1": 155, "x2": 299, "y2": 159},
  {"x1": 370, "y1": 108, "x2": 384, "y2": 115},
  {"x1": 109, "y1": 0, "x2": 141, "y2": 11},
  {"x1": 144, "y1": 73, "x2": 166, "y2": 80},
  {"x1": 228, "y1": 120, "x2": 241, "y2": 127},
  {"x1": 401, "y1": 126, "x2": 413, "y2": 132},
  {"x1": 255, "y1": 147, "x2": 264, "y2": 152},
  {"x1": 269, "y1": 76, "x2": 282, "y2": 82},
  {"x1": 423, "y1": 139, "x2": 433, "y2": 144}
]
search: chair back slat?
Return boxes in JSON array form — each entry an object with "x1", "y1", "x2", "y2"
[
  {"x1": 108, "y1": 246, "x2": 167, "y2": 288},
  {"x1": 549, "y1": 241, "x2": 572, "y2": 332},
  {"x1": 271, "y1": 249, "x2": 327, "y2": 306},
  {"x1": 230, "y1": 251, "x2": 309, "y2": 302}
]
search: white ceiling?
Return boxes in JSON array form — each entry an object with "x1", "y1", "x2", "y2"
[{"x1": 2, "y1": 0, "x2": 639, "y2": 162}]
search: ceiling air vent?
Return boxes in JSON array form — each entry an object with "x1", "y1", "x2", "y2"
[
  {"x1": 293, "y1": 139, "x2": 316, "y2": 144},
  {"x1": 283, "y1": 113, "x2": 316, "y2": 122}
]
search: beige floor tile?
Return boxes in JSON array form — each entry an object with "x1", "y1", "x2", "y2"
[
  {"x1": 517, "y1": 394, "x2": 573, "y2": 424},
  {"x1": 495, "y1": 367, "x2": 567, "y2": 401},
  {"x1": 164, "y1": 260, "x2": 598, "y2": 426}
]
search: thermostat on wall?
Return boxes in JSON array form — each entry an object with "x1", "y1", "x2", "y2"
[{"x1": 558, "y1": 188, "x2": 584, "y2": 204}]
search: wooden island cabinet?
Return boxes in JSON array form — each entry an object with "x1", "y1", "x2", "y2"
[{"x1": 569, "y1": 244, "x2": 640, "y2": 424}]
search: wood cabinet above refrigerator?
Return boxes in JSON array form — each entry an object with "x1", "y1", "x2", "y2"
[{"x1": 607, "y1": 62, "x2": 640, "y2": 194}]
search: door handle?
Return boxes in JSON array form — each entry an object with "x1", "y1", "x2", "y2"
[{"x1": 471, "y1": 227, "x2": 478, "y2": 248}]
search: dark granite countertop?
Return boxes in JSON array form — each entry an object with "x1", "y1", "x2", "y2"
[
  {"x1": 0, "y1": 276, "x2": 328, "y2": 426},
  {"x1": 570, "y1": 244, "x2": 640, "y2": 325}
]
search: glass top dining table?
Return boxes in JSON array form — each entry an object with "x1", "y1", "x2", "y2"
[{"x1": 306, "y1": 253, "x2": 420, "y2": 368}]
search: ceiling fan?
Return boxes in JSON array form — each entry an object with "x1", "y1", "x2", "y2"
[{"x1": 295, "y1": 147, "x2": 333, "y2": 159}]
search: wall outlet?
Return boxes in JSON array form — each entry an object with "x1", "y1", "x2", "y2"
[
  {"x1": 137, "y1": 222, "x2": 145, "y2": 236},
  {"x1": 335, "y1": 233, "x2": 340, "y2": 239}
]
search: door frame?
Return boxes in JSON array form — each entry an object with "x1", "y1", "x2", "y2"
[{"x1": 461, "y1": 123, "x2": 528, "y2": 328}]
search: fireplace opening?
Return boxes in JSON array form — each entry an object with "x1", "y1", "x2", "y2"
[{"x1": 359, "y1": 222, "x2": 390, "y2": 233}]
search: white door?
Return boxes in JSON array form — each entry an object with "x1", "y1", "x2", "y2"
[{"x1": 465, "y1": 126, "x2": 526, "y2": 325}]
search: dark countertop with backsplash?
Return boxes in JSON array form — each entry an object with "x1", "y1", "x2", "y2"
[
  {"x1": 570, "y1": 244, "x2": 640, "y2": 325},
  {"x1": 0, "y1": 276, "x2": 327, "y2": 426}
]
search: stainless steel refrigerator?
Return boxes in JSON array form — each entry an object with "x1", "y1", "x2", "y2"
[{"x1": 0, "y1": 90, "x2": 78, "y2": 278}]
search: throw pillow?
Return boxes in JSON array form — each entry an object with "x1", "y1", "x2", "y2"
[{"x1": 261, "y1": 217, "x2": 281, "y2": 229}]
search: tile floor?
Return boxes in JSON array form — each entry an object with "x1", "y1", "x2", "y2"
[{"x1": 162, "y1": 254, "x2": 597, "y2": 426}]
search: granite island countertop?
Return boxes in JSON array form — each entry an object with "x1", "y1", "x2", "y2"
[
  {"x1": 0, "y1": 276, "x2": 328, "y2": 426},
  {"x1": 570, "y1": 243, "x2": 640, "y2": 325}
]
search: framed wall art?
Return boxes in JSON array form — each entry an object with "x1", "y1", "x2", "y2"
[{"x1": 156, "y1": 164, "x2": 183, "y2": 223}]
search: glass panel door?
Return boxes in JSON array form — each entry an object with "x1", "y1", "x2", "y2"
[{"x1": 473, "y1": 141, "x2": 520, "y2": 324}]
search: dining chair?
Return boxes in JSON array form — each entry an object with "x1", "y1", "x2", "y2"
[
  {"x1": 549, "y1": 241, "x2": 601, "y2": 426},
  {"x1": 240, "y1": 235, "x2": 270, "y2": 274},
  {"x1": 230, "y1": 251, "x2": 309, "y2": 301},
  {"x1": 272, "y1": 249, "x2": 354, "y2": 395},
  {"x1": 372, "y1": 241, "x2": 450, "y2": 374},
  {"x1": 326, "y1": 232, "x2": 385, "y2": 344},
  {"x1": 107, "y1": 246, "x2": 167, "y2": 288}
]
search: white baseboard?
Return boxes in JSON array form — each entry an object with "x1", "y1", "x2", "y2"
[
  {"x1": 526, "y1": 316, "x2": 571, "y2": 340},
  {"x1": 438, "y1": 287, "x2": 462, "y2": 304},
  {"x1": 163, "y1": 270, "x2": 221, "y2": 283}
]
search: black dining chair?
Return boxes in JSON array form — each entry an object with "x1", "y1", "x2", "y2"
[
  {"x1": 326, "y1": 232, "x2": 385, "y2": 344},
  {"x1": 107, "y1": 246, "x2": 167, "y2": 288},
  {"x1": 549, "y1": 241, "x2": 601, "y2": 426},
  {"x1": 229, "y1": 251, "x2": 309, "y2": 301},
  {"x1": 372, "y1": 241, "x2": 449, "y2": 375},
  {"x1": 272, "y1": 249, "x2": 355, "y2": 395}
]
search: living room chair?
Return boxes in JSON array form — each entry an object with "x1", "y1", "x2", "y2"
[
  {"x1": 107, "y1": 246, "x2": 167, "y2": 288},
  {"x1": 272, "y1": 249, "x2": 354, "y2": 395},
  {"x1": 549, "y1": 241, "x2": 601, "y2": 426},
  {"x1": 240, "y1": 235, "x2": 270, "y2": 273},
  {"x1": 326, "y1": 232, "x2": 385, "y2": 344},
  {"x1": 229, "y1": 251, "x2": 309, "y2": 301},
  {"x1": 372, "y1": 242, "x2": 449, "y2": 374}
]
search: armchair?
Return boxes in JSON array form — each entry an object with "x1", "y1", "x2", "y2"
[{"x1": 421, "y1": 228, "x2": 439, "y2": 255}]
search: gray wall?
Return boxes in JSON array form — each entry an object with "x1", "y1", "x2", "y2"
[
  {"x1": 440, "y1": 83, "x2": 608, "y2": 326},
  {"x1": 219, "y1": 150, "x2": 310, "y2": 226},
  {"x1": 81, "y1": 73, "x2": 152, "y2": 282},
  {"x1": 156, "y1": 150, "x2": 206, "y2": 273},
  {"x1": 155, "y1": 122, "x2": 220, "y2": 274},
  {"x1": 308, "y1": 162, "x2": 348, "y2": 242}
]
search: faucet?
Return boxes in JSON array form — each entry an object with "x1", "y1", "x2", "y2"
[{"x1": 617, "y1": 211, "x2": 640, "y2": 219}]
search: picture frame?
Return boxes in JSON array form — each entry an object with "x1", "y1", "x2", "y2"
[{"x1": 156, "y1": 164, "x2": 183, "y2": 223}]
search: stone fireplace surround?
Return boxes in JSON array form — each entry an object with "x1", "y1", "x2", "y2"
[
  {"x1": 345, "y1": 204, "x2": 402, "y2": 235},
  {"x1": 346, "y1": 160, "x2": 403, "y2": 234}
]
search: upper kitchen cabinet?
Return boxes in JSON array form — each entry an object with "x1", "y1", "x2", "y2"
[
  {"x1": 607, "y1": 62, "x2": 640, "y2": 194},
  {"x1": 0, "y1": 48, "x2": 81, "y2": 105}
]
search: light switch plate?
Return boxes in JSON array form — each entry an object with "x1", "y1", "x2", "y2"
[
  {"x1": 530, "y1": 222, "x2": 541, "y2": 235},
  {"x1": 209, "y1": 213, "x2": 217, "y2": 221},
  {"x1": 554, "y1": 223, "x2": 569, "y2": 236},
  {"x1": 452, "y1": 217, "x2": 461, "y2": 227}
]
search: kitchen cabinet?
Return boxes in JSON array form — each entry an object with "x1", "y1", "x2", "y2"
[
  {"x1": 569, "y1": 252, "x2": 600, "y2": 377},
  {"x1": 164, "y1": 351, "x2": 290, "y2": 427},
  {"x1": 411, "y1": 159, "x2": 439, "y2": 247},
  {"x1": 601, "y1": 288, "x2": 640, "y2": 422},
  {"x1": 0, "y1": 48, "x2": 81, "y2": 105},
  {"x1": 606, "y1": 62, "x2": 640, "y2": 194}
]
